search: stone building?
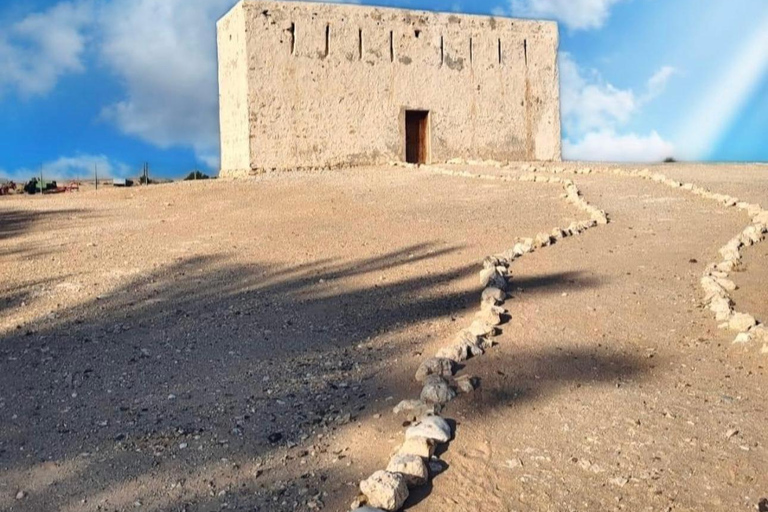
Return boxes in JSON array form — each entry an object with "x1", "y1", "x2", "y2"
[{"x1": 217, "y1": 0, "x2": 561, "y2": 177}]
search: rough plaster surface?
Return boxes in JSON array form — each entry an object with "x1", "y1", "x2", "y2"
[{"x1": 217, "y1": 1, "x2": 561, "y2": 177}]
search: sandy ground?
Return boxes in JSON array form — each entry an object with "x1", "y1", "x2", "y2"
[{"x1": 0, "y1": 163, "x2": 766, "y2": 512}]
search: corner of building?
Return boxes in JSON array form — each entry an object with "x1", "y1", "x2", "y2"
[{"x1": 217, "y1": 0, "x2": 251, "y2": 178}]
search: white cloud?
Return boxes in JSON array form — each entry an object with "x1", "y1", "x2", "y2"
[
  {"x1": 0, "y1": 1, "x2": 92, "y2": 97},
  {"x1": 96, "y1": 0, "x2": 237, "y2": 168},
  {"x1": 510, "y1": 0, "x2": 622, "y2": 30},
  {"x1": 560, "y1": 53, "x2": 637, "y2": 134},
  {"x1": 561, "y1": 53, "x2": 677, "y2": 162},
  {"x1": 564, "y1": 131, "x2": 674, "y2": 162},
  {"x1": 0, "y1": 154, "x2": 131, "y2": 183}
]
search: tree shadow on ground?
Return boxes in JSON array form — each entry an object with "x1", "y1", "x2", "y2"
[
  {"x1": 0, "y1": 208, "x2": 90, "y2": 261},
  {"x1": 0, "y1": 245, "x2": 617, "y2": 512},
  {"x1": 0, "y1": 208, "x2": 88, "y2": 242},
  {"x1": 403, "y1": 345, "x2": 649, "y2": 509}
]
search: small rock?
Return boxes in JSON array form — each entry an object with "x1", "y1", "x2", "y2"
[
  {"x1": 734, "y1": 332, "x2": 752, "y2": 344},
  {"x1": 749, "y1": 324, "x2": 768, "y2": 342},
  {"x1": 729, "y1": 313, "x2": 757, "y2": 332},
  {"x1": 481, "y1": 287, "x2": 506, "y2": 305},
  {"x1": 455, "y1": 336, "x2": 484, "y2": 359},
  {"x1": 475, "y1": 306, "x2": 504, "y2": 326},
  {"x1": 715, "y1": 278, "x2": 737, "y2": 292},
  {"x1": 609, "y1": 476, "x2": 629, "y2": 487},
  {"x1": 359, "y1": 471, "x2": 408, "y2": 511},
  {"x1": 415, "y1": 358, "x2": 454, "y2": 383},
  {"x1": 405, "y1": 415, "x2": 451, "y2": 443},
  {"x1": 392, "y1": 399, "x2": 437, "y2": 417},
  {"x1": 534, "y1": 232, "x2": 552, "y2": 248},
  {"x1": 420, "y1": 375, "x2": 456, "y2": 405},
  {"x1": 479, "y1": 267, "x2": 507, "y2": 290},
  {"x1": 428, "y1": 457, "x2": 448, "y2": 476},
  {"x1": 468, "y1": 319, "x2": 496, "y2": 337},
  {"x1": 725, "y1": 428, "x2": 739, "y2": 439},
  {"x1": 15, "y1": 491, "x2": 26, "y2": 500},
  {"x1": 435, "y1": 345, "x2": 465, "y2": 363},
  {"x1": 397, "y1": 436, "x2": 435, "y2": 458},
  {"x1": 454, "y1": 375, "x2": 477, "y2": 393},
  {"x1": 386, "y1": 454, "x2": 428, "y2": 487}
]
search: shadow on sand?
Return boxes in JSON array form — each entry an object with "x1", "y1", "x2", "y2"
[{"x1": 0, "y1": 238, "x2": 646, "y2": 511}]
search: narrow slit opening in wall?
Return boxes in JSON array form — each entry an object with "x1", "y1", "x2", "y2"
[
  {"x1": 359, "y1": 29, "x2": 363, "y2": 60},
  {"x1": 325, "y1": 24, "x2": 330, "y2": 57},
  {"x1": 469, "y1": 37, "x2": 473, "y2": 63},
  {"x1": 290, "y1": 22, "x2": 296, "y2": 56},
  {"x1": 523, "y1": 39, "x2": 528, "y2": 66},
  {"x1": 440, "y1": 36, "x2": 444, "y2": 66},
  {"x1": 390, "y1": 31, "x2": 394, "y2": 62},
  {"x1": 498, "y1": 39, "x2": 503, "y2": 65}
]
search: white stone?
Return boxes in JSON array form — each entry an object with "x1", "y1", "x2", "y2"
[
  {"x1": 386, "y1": 454, "x2": 429, "y2": 487},
  {"x1": 405, "y1": 415, "x2": 452, "y2": 443},
  {"x1": 750, "y1": 325, "x2": 768, "y2": 342},
  {"x1": 733, "y1": 332, "x2": 752, "y2": 344},
  {"x1": 397, "y1": 436, "x2": 435, "y2": 458},
  {"x1": 715, "y1": 278, "x2": 737, "y2": 292},
  {"x1": 709, "y1": 296, "x2": 732, "y2": 321},
  {"x1": 534, "y1": 232, "x2": 552, "y2": 248},
  {"x1": 729, "y1": 313, "x2": 757, "y2": 332},
  {"x1": 359, "y1": 471, "x2": 408, "y2": 512}
]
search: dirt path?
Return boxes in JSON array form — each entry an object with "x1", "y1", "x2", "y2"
[
  {"x1": 408, "y1": 167, "x2": 768, "y2": 512},
  {"x1": 0, "y1": 164, "x2": 766, "y2": 512}
]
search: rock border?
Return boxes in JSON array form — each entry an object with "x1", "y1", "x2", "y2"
[
  {"x1": 447, "y1": 159, "x2": 768, "y2": 349},
  {"x1": 350, "y1": 164, "x2": 610, "y2": 511},
  {"x1": 528, "y1": 164, "x2": 768, "y2": 348}
]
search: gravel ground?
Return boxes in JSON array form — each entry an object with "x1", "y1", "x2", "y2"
[{"x1": 0, "y1": 163, "x2": 766, "y2": 512}]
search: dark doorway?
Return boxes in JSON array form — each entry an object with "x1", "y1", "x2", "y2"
[{"x1": 405, "y1": 110, "x2": 430, "y2": 164}]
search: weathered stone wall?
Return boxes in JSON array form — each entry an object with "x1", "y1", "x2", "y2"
[
  {"x1": 217, "y1": 4, "x2": 251, "y2": 174},
  {"x1": 217, "y1": 0, "x2": 561, "y2": 176}
]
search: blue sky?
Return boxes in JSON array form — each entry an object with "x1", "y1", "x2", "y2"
[{"x1": 0, "y1": 0, "x2": 766, "y2": 180}]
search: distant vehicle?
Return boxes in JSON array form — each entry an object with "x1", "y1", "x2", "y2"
[
  {"x1": 113, "y1": 178, "x2": 135, "y2": 187},
  {"x1": 23, "y1": 178, "x2": 59, "y2": 194}
]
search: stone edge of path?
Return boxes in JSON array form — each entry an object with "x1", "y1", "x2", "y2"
[
  {"x1": 521, "y1": 164, "x2": 768, "y2": 350},
  {"x1": 447, "y1": 159, "x2": 768, "y2": 349},
  {"x1": 348, "y1": 163, "x2": 610, "y2": 511}
]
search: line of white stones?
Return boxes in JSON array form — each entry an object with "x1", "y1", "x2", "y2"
[
  {"x1": 528, "y1": 165, "x2": 768, "y2": 348},
  {"x1": 350, "y1": 165, "x2": 610, "y2": 512},
  {"x1": 448, "y1": 159, "x2": 768, "y2": 349}
]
